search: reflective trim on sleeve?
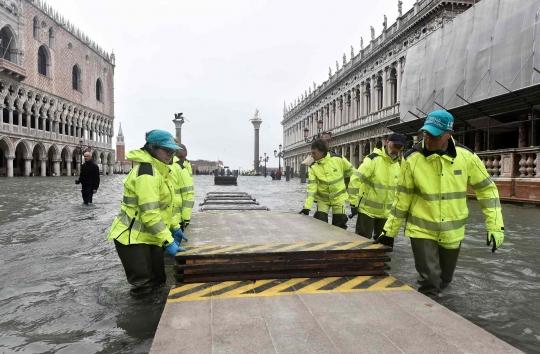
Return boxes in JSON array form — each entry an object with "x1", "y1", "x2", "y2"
[
  {"x1": 471, "y1": 177, "x2": 493, "y2": 190},
  {"x1": 307, "y1": 179, "x2": 318, "y2": 184},
  {"x1": 390, "y1": 207, "x2": 408, "y2": 219},
  {"x1": 407, "y1": 214, "x2": 467, "y2": 232},
  {"x1": 307, "y1": 192, "x2": 317, "y2": 198},
  {"x1": 478, "y1": 198, "x2": 501, "y2": 209},
  {"x1": 347, "y1": 188, "x2": 359, "y2": 194},
  {"x1": 139, "y1": 201, "x2": 160, "y2": 212},
  {"x1": 146, "y1": 220, "x2": 167, "y2": 235},
  {"x1": 123, "y1": 196, "x2": 138, "y2": 205},
  {"x1": 182, "y1": 200, "x2": 195, "y2": 208},
  {"x1": 353, "y1": 171, "x2": 387, "y2": 190},
  {"x1": 174, "y1": 189, "x2": 182, "y2": 194},
  {"x1": 160, "y1": 203, "x2": 169, "y2": 210},
  {"x1": 361, "y1": 198, "x2": 384, "y2": 209},
  {"x1": 397, "y1": 185, "x2": 414, "y2": 194},
  {"x1": 173, "y1": 206, "x2": 182, "y2": 214},
  {"x1": 180, "y1": 186, "x2": 194, "y2": 193}
]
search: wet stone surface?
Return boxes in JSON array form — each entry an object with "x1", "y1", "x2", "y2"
[{"x1": 0, "y1": 175, "x2": 539, "y2": 353}]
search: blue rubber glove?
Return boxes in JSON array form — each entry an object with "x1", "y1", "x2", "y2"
[
  {"x1": 164, "y1": 242, "x2": 186, "y2": 258},
  {"x1": 172, "y1": 228, "x2": 188, "y2": 244}
]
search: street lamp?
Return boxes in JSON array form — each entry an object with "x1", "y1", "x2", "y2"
[
  {"x1": 260, "y1": 153, "x2": 269, "y2": 177},
  {"x1": 274, "y1": 144, "x2": 284, "y2": 175},
  {"x1": 304, "y1": 118, "x2": 328, "y2": 143}
]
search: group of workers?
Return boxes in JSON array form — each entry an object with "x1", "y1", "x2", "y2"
[
  {"x1": 106, "y1": 130, "x2": 195, "y2": 296},
  {"x1": 300, "y1": 110, "x2": 505, "y2": 297}
]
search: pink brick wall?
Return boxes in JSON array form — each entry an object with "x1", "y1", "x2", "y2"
[{"x1": 22, "y1": 2, "x2": 114, "y2": 118}]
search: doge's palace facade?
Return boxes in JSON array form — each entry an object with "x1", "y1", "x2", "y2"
[
  {"x1": 0, "y1": 0, "x2": 115, "y2": 177},
  {"x1": 282, "y1": 0, "x2": 478, "y2": 172}
]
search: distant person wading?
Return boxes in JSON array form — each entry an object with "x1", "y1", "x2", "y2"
[{"x1": 75, "y1": 152, "x2": 100, "y2": 205}]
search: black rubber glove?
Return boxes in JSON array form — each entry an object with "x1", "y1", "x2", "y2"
[
  {"x1": 373, "y1": 230, "x2": 394, "y2": 248},
  {"x1": 299, "y1": 209, "x2": 310, "y2": 215},
  {"x1": 350, "y1": 206, "x2": 358, "y2": 217}
]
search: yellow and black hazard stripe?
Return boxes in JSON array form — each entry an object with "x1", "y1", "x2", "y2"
[
  {"x1": 167, "y1": 275, "x2": 411, "y2": 303},
  {"x1": 178, "y1": 240, "x2": 386, "y2": 258}
]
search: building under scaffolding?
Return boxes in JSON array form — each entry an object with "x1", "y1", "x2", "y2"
[{"x1": 390, "y1": 0, "x2": 540, "y2": 203}]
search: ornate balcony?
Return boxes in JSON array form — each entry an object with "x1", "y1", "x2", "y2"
[
  {"x1": 468, "y1": 148, "x2": 540, "y2": 204},
  {"x1": 0, "y1": 59, "x2": 27, "y2": 81}
]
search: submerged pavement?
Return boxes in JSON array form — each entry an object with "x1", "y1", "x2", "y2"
[{"x1": 0, "y1": 175, "x2": 539, "y2": 353}]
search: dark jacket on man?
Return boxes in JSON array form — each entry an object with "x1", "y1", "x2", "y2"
[{"x1": 80, "y1": 160, "x2": 100, "y2": 190}]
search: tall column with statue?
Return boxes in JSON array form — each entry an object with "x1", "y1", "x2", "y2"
[
  {"x1": 250, "y1": 109, "x2": 262, "y2": 174},
  {"x1": 172, "y1": 113, "x2": 185, "y2": 143}
]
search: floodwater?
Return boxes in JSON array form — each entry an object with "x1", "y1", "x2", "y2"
[{"x1": 0, "y1": 175, "x2": 539, "y2": 353}]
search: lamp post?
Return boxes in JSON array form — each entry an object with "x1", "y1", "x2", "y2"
[
  {"x1": 260, "y1": 153, "x2": 269, "y2": 177},
  {"x1": 274, "y1": 144, "x2": 284, "y2": 175},
  {"x1": 304, "y1": 118, "x2": 328, "y2": 143}
]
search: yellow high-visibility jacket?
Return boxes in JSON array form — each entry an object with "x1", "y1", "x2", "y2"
[
  {"x1": 171, "y1": 157, "x2": 195, "y2": 224},
  {"x1": 303, "y1": 152, "x2": 355, "y2": 210},
  {"x1": 107, "y1": 149, "x2": 178, "y2": 246},
  {"x1": 384, "y1": 138, "x2": 504, "y2": 243},
  {"x1": 183, "y1": 160, "x2": 193, "y2": 178},
  {"x1": 348, "y1": 147, "x2": 400, "y2": 218}
]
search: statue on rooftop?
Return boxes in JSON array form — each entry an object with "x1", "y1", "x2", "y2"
[{"x1": 370, "y1": 26, "x2": 375, "y2": 40}]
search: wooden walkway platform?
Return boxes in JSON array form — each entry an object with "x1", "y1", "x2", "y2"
[{"x1": 151, "y1": 212, "x2": 520, "y2": 354}]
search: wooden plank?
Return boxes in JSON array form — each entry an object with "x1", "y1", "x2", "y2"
[
  {"x1": 176, "y1": 268, "x2": 389, "y2": 283},
  {"x1": 182, "y1": 251, "x2": 390, "y2": 264},
  {"x1": 175, "y1": 257, "x2": 391, "y2": 273}
]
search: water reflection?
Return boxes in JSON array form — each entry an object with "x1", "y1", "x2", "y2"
[{"x1": 0, "y1": 175, "x2": 538, "y2": 353}]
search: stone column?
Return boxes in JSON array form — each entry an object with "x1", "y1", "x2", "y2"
[
  {"x1": 518, "y1": 114, "x2": 529, "y2": 148},
  {"x1": 109, "y1": 164, "x2": 114, "y2": 176},
  {"x1": 66, "y1": 160, "x2": 72, "y2": 177},
  {"x1": 349, "y1": 143, "x2": 357, "y2": 168},
  {"x1": 381, "y1": 135, "x2": 388, "y2": 148},
  {"x1": 341, "y1": 145, "x2": 346, "y2": 158},
  {"x1": 382, "y1": 69, "x2": 388, "y2": 108},
  {"x1": 474, "y1": 130, "x2": 483, "y2": 152},
  {"x1": 0, "y1": 106, "x2": 3, "y2": 131},
  {"x1": 359, "y1": 141, "x2": 365, "y2": 164},
  {"x1": 251, "y1": 117, "x2": 262, "y2": 173},
  {"x1": 6, "y1": 155, "x2": 14, "y2": 177},
  {"x1": 18, "y1": 111, "x2": 22, "y2": 130},
  {"x1": 53, "y1": 159, "x2": 60, "y2": 176},
  {"x1": 40, "y1": 159, "x2": 47, "y2": 177},
  {"x1": 359, "y1": 85, "x2": 364, "y2": 117},
  {"x1": 76, "y1": 160, "x2": 81, "y2": 176},
  {"x1": 369, "y1": 139, "x2": 375, "y2": 153},
  {"x1": 8, "y1": 108, "x2": 13, "y2": 132},
  {"x1": 24, "y1": 158, "x2": 31, "y2": 177},
  {"x1": 397, "y1": 59, "x2": 403, "y2": 103},
  {"x1": 371, "y1": 80, "x2": 377, "y2": 113}
]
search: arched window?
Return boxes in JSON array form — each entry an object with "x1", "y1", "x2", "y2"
[
  {"x1": 0, "y1": 27, "x2": 15, "y2": 63},
  {"x1": 37, "y1": 45, "x2": 50, "y2": 77},
  {"x1": 33, "y1": 17, "x2": 39, "y2": 39},
  {"x1": 72, "y1": 65, "x2": 81, "y2": 90},
  {"x1": 48, "y1": 27, "x2": 55, "y2": 47},
  {"x1": 96, "y1": 78, "x2": 103, "y2": 101}
]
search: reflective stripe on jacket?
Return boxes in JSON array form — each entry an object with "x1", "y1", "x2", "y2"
[
  {"x1": 303, "y1": 152, "x2": 355, "y2": 210},
  {"x1": 106, "y1": 149, "x2": 177, "y2": 246},
  {"x1": 384, "y1": 138, "x2": 504, "y2": 243},
  {"x1": 348, "y1": 147, "x2": 400, "y2": 218},
  {"x1": 172, "y1": 157, "x2": 195, "y2": 223}
]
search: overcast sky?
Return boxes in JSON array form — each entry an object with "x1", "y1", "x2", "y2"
[{"x1": 46, "y1": 0, "x2": 415, "y2": 170}]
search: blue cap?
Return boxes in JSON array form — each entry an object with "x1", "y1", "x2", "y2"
[
  {"x1": 420, "y1": 110, "x2": 454, "y2": 136},
  {"x1": 145, "y1": 130, "x2": 182, "y2": 150}
]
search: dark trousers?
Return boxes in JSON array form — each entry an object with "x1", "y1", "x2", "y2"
[
  {"x1": 355, "y1": 212, "x2": 386, "y2": 239},
  {"x1": 81, "y1": 185, "x2": 94, "y2": 204},
  {"x1": 114, "y1": 240, "x2": 166, "y2": 296},
  {"x1": 410, "y1": 238, "x2": 461, "y2": 296}
]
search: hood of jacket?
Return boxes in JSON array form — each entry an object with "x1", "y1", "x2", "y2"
[{"x1": 374, "y1": 147, "x2": 399, "y2": 163}]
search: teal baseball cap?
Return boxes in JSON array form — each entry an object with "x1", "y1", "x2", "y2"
[
  {"x1": 145, "y1": 130, "x2": 183, "y2": 150},
  {"x1": 420, "y1": 110, "x2": 454, "y2": 136}
]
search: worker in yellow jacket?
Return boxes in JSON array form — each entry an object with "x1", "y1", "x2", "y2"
[
  {"x1": 173, "y1": 143, "x2": 195, "y2": 230},
  {"x1": 299, "y1": 139, "x2": 355, "y2": 229},
  {"x1": 375, "y1": 110, "x2": 504, "y2": 296},
  {"x1": 107, "y1": 130, "x2": 187, "y2": 296},
  {"x1": 348, "y1": 133, "x2": 404, "y2": 239}
]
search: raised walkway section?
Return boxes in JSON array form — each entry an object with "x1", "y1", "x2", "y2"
[{"x1": 151, "y1": 212, "x2": 520, "y2": 353}]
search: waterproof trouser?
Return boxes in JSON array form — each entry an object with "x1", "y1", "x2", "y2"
[
  {"x1": 355, "y1": 212, "x2": 386, "y2": 239},
  {"x1": 313, "y1": 201, "x2": 348, "y2": 230},
  {"x1": 114, "y1": 240, "x2": 166, "y2": 296},
  {"x1": 81, "y1": 185, "x2": 94, "y2": 204},
  {"x1": 410, "y1": 238, "x2": 461, "y2": 296}
]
